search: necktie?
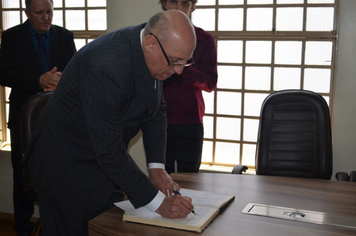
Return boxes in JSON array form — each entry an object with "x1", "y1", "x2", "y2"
[{"x1": 36, "y1": 33, "x2": 49, "y2": 73}]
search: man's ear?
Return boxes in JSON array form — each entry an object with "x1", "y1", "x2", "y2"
[
  {"x1": 25, "y1": 9, "x2": 30, "y2": 19},
  {"x1": 143, "y1": 35, "x2": 156, "y2": 53}
]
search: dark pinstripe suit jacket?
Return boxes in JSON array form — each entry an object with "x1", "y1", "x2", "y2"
[
  {"x1": 26, "y1": 23, "x2": 166, "y2": 211},
  {"x1": 0, "y1": 19, "x2": 76, "y2": 130}
]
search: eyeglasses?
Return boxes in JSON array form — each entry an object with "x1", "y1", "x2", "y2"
[{"x1": 149, "y1": 33, "x2": 195, "y2": 67}]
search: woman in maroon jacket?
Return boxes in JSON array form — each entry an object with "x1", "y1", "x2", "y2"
[{"x1": 159, "y1": 0, "x2": 218, "y2": 173}]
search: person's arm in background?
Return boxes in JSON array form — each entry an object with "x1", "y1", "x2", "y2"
[{"x1": 182, "y1": 29, "x2": 218, "y2": 92}]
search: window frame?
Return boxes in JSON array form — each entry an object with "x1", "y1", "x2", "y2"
[{"x1": 194, "y1": 0, "x2": 339, "y2": 168}]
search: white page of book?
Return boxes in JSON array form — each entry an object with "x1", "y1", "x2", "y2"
[
  {"x1": 114, "y1": 188, "x2": 234, "y2": 212},
  {"x1": 179, "y1": 189, "x2": 234, "y2": 207},
  {"x1": 121, "y1": 204, "x2": 216, "y2": 227}
]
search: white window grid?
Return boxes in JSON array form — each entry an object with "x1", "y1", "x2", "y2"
[{"x1": 193, "y1": 0, "x2": 338, "y2": 168}]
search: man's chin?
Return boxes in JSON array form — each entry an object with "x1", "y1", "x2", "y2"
[
  {"x1": 39, "y1": 25, "x2": 51, "y2": 33},
  {"x1": 156, "y1": 75, "x2": 169, "y2": 81}
]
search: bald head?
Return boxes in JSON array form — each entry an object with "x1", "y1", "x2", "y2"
[
  {"x1": 144, "y1": 10, "x2": 196, "y2": 58},
  {"x1": 142, "y1": 10, "x2": 196, "y2": 81},
  {"x1": 144, "y1": 10, "x2": 195, "y2": 43}
]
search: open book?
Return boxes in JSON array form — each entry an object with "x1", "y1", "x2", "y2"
[{"x1": 115, "y1": 188, "x2": 235, "y2": 233}]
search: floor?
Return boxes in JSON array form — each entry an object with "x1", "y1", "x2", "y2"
[
  {"x1": 0, "y1": 218, "x2": 20, "y2": 236},
  {"x1": 0, "y1": 215, "x2": 36, "y2": 236}
]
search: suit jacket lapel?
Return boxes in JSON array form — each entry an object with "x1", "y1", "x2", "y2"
[{"x1": 49, "y1": 25, "x2": 59, "y2": 69}]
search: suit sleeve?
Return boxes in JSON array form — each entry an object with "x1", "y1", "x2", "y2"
[
  {"x1": 141, "y1": 89, "x2": 167, "y2": 165},
  {"x1": 80, "y1": 64, "x2": 158, "y2": 208},
  {"x1": 51, "y1": 28, "x2": 77, "y2": 71},
  {"x1": 0, "y1": 30, "x2": 41, "y2": 91}
]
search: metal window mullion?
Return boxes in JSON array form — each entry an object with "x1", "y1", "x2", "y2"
[
  {"x1": 301, "y1": 0, "x2": 307, "y2": 90},
  {"x1": 271, "y1": 0, "x2": 277, "y2": 92},
  {"x1": 328, "y1": 1, "x2": 339, "y2": 117},
  {"x1": 212, "y1": 0, "x2": 218, "y2": 165},
  {"x1": 0, "y1": 1, "x2": 3, "y2": 31},
  {"x1": 271, "y1": 39, "x2": 275, "y2": 93},
  {"x1": 303, "y1": 0, "x2": 307, "y2": 32},
  {"x1": 240, "y1": 39, "x2": 247, "y2": 165},
  {"x1": 212, "y1": 36, "x2": 218, "y2": 164},
  {"x1": 62, "y1": 0, "x2": 66, "y2": 28},
  {"x1": 300, "y1": 39, "x2": 306, "y2": 90},
  {"x1": 20, "y1": 0, "x2": 24, "y2": 23},
  {"x1": 85, "y1": 0, "x2": 88, "y2": 31},
  {"x1": 243, "y1": 0, "x2": 247, "y2": 32}
]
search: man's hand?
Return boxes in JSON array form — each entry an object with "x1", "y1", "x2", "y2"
[
  {"x1": 155, "y1": 195, "x2": 194, "y2": 219},
  {"x1": 40, "y1": 66, "x2": 62, "y2": 91},
  {"x1": 149, "y1": 168, "x2": 180, "y2": 196}
]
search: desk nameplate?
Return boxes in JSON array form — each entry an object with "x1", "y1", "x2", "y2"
[{"x1": 242, "y1": 203, "x2": 356, "y2": 230}]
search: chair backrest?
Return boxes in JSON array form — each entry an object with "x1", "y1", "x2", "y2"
[
  {"x1": 21, "y1": 91, "x2": 53, "y2": 200},
  {"x1": 255, "y1": 90, "x2": 332, "y2": 180},
  {"x1": 335, "y1": 171, "x2": 356, "y2": 182}
]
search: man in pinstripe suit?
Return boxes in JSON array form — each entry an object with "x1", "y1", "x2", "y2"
[{"x1": 25, "y1": 10, "x2": 196, "y2": 235}]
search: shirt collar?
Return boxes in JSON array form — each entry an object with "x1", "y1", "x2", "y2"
[{"x1": 140, "y1": 28, "x2": 144, "y2": 48}]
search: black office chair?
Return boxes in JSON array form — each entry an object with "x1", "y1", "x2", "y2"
[
  {"x1": 335, "y1": 171, "x2": 356, "y2": 182},
  {"x1": 21, "y1": 91, "x2": 53, "y2": 236},
  {"x1": 233, "y1": 90, "x2": 333, "y2": 180}
]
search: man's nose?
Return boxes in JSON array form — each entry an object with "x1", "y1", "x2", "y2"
[{"x1": 173, "y1": 65, "x2": 184, "y2": 75}]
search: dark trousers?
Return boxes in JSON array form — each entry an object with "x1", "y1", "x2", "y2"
[
  {"x1": 10, "y1": 127, "x2": 35, "y2": 234},
  {"x1": 37, "y1": 189, "x2": 124, "y2": 236},
  {"x1": 165, "y1": 123, "x2": 203, "y2": 174}
]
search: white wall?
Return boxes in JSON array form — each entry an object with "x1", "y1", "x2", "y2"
[
  {"x1": 0, "y1": 151, "x2": 13, "y2": 214},
  {"x1": 332, "y1": 0, "x2": 356, "y2": 176},
  {"x1": 107, "y1": 0, "x2": 161, "y2": 31},
  {"x1": 0, "y1": 151, "x2": 40, "y2": 216},
  {"x1": 107, "y1": 0, "x2": 161, "y2": 174},
  {"x1": 1, "y1": 0, "x2": 356, "y2": 215}
]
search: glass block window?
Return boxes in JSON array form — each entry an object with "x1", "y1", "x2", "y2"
[{"x1": 194, "y1": 0, "x2": 338, "y2": 168}]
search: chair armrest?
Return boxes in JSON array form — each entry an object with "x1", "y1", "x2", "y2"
[
  {"x1": 232, "y1": 165, "x2": 248, "y2": 174},
  {"x1": 349, "y1": 171, "x2": 356, "y2": 182},
  {"x1": 335, "y1": 172, "x2": 350, "y2": 181}
]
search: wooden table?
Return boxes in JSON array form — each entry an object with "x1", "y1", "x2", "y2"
[{"x1": 89, "y1": 173, "x2": 356, "y2": 236}]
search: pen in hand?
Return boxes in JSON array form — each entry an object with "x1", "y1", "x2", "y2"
[{"x1": 173, "y1": 187, "x2": 196, "y2": 215}]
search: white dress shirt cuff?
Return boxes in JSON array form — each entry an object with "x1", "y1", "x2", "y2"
[
  {"x1": 145, "y1": 190, "x2": 166, "y2": 212},
  {"x1": 147, "y1": 163, "x2": 165, "y2": 169}
]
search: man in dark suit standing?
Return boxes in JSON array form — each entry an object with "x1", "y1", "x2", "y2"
[
  {"x1": 0, "y1": 0, "x2": 76, "y2": 235},
  {"x1": 25, "y1": 10, "x2": 196, "y2": 235}
]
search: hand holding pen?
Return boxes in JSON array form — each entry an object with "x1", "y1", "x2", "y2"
[{"x1": 173, "y1": 187, "x2": 196, "y2": 215}]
